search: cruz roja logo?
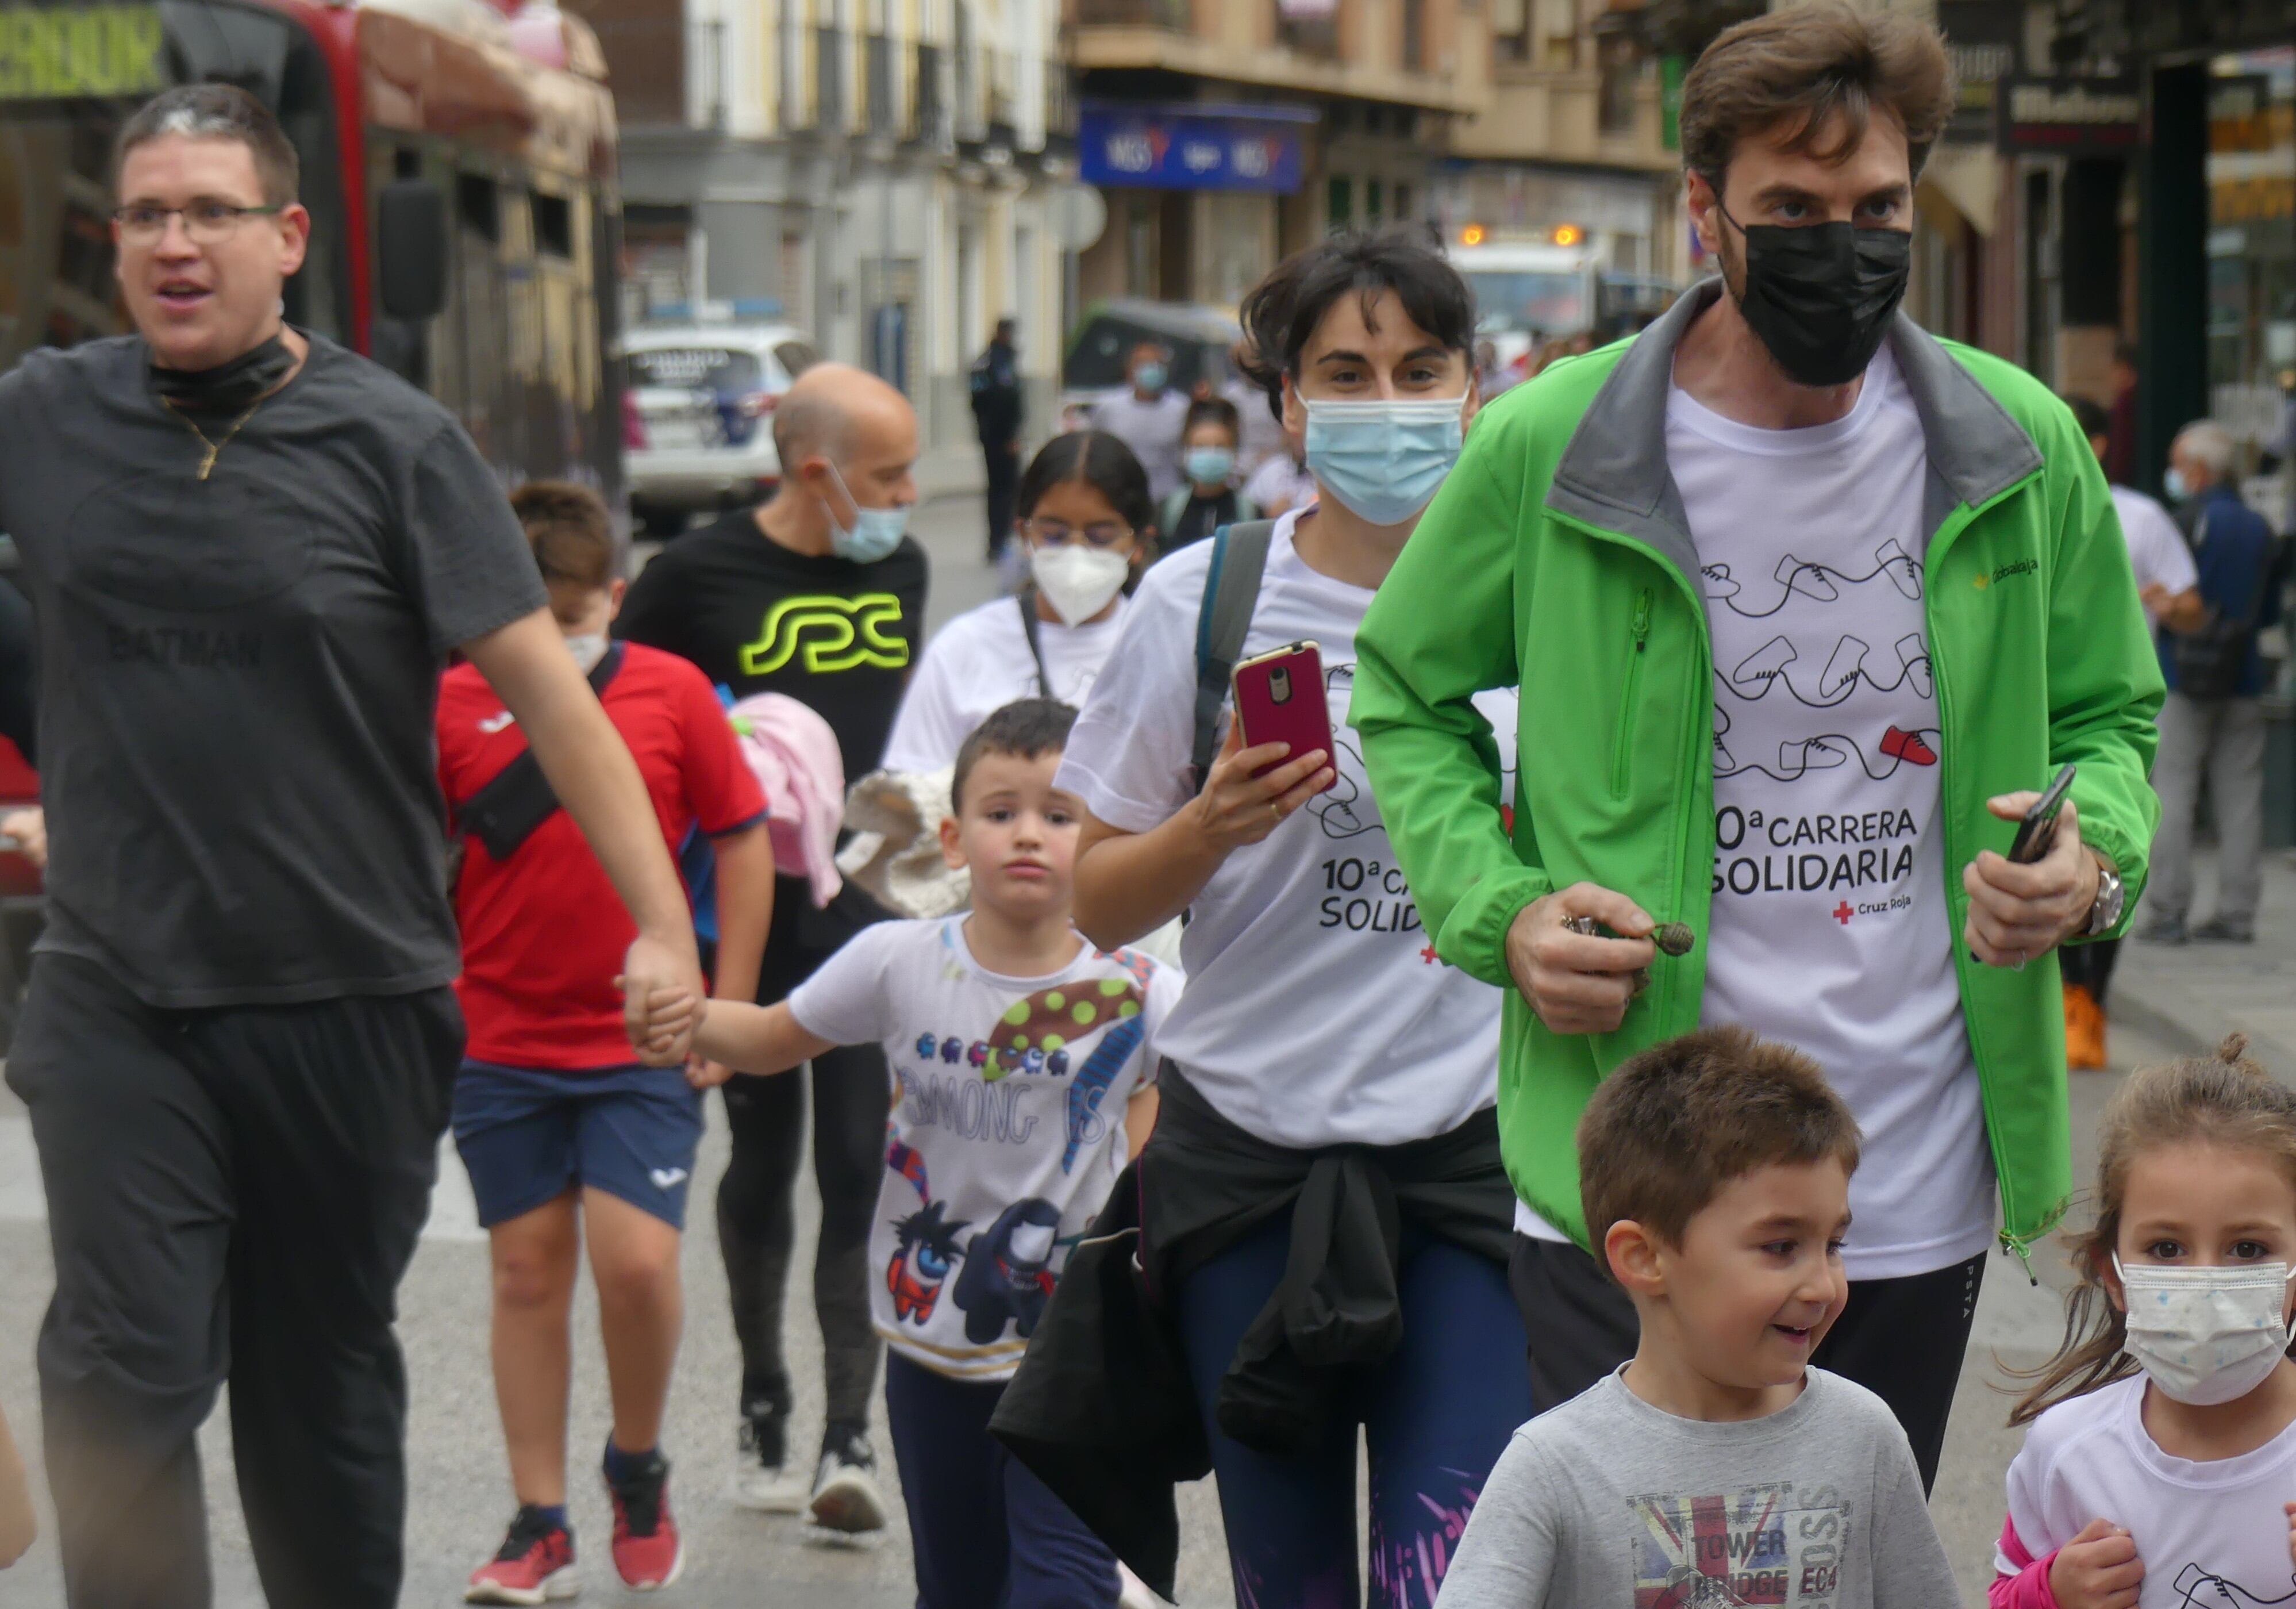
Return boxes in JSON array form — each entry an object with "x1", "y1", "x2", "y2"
[{"x1": 740, "y1": 594, "x2": 909, "y2": 675}]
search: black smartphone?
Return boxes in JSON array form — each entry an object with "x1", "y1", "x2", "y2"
[{"x1": 2006, "y1": 763, "x2": 2078, "y2": 865}]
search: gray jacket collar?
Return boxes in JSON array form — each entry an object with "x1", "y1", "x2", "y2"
[{"x1": 1545, "y1": 279, "x2": 2045, "y2": 585}]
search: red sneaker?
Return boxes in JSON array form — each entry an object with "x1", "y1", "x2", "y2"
[
  {"x1": 605, "y1": 1447, "x2": 684, "y2": 1592},
  {"x1": 466, "y1": 1508, "x2": 578, "y2": 1604}
]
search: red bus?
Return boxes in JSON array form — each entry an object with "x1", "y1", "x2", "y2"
[{"x1": 0, "y1": 0, "x2": 626, "y2": 988}]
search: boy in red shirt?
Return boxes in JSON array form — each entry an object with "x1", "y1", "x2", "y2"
[{"x1": 439, "y1": 483, "x2": 774, "y2": 1603}]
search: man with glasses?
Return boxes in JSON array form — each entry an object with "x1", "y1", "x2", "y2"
[
  {"x1": 0, "y1": 84, "x2": 705, "y2": 1609},
  {"x1": 616, "y1": 360, "x2": 925, "y2": 1539}
]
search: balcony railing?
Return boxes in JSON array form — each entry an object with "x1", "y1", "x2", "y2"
[
  {"x1": 696, "y1": 17, "x2": 726, "y2": 127},
  {"x1": 1044, "y1": 58, "x2": 1075, "y2": 140},
  {"x1": 815, "y1": 25, "x2": 847, "y2": 133},
  {"x1": 953, "y1": 39, "x2": 985, "y2": 144},
  {"x1": 1074, "y1": 0, "x2": 1189, "y2": 25}
]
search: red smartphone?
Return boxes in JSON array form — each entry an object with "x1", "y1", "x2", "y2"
[{"x1": 1231, "y1": 640, "x2": 1334, "y2": 781}]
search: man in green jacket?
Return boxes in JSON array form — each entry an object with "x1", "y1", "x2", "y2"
[{"x1": 1352, "y1": 3, "x2": 2161, "y2": 1488}]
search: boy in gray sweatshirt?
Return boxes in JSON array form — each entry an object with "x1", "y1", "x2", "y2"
[{"x1": 1437, "y1": 1027, "x2": 1959, "y2": 1608}]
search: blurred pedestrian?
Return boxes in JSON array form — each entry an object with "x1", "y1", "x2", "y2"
[
  {"x1": 1243, "y1": 440, "x2": 1315, "y2": 521},
  {"x1": 1091, "y1": 341, "x2": 1191, "y2": 503},
  {"x1": 2105, "y1": 340, "x2": 2139, "y2": 487},
  {"x1": 617, "y1": 361, "x2": 928, "y2": 1540},
  {"x1": 2141, "y1": 420, "x2": 2282, "y2": 947},
  {"x1": 443, "y1": 484, "x2": 776, "y2": 1602},
  {"x1": 884, "y1": 432, "x2": 1153, "y2": 774},
  {"x1": 1158, "y1": 396, "x2": 1259, "y2": 554},
  {"x1": 2060, "y1": 395, "x2": 2201, "y2": 1068},
  {"x1": 1221, "y1": 341, "x2": 1288, "y2": 478},
  {"x1": 1355, "y1": 4, "x2": 2162, "y2": 1491},
  {"x1": 0, "y1": 85, "x2": 703, "y2": 1609},
  {"x1": 970, "y1": 317, "x2": 1025, "y2": 564}
]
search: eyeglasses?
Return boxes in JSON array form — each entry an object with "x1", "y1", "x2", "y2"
[
  {"x1": 1023, "y1": 517, "x2": 1133, "y2": 550},
  {"x1": 113, "y1": 201, "x2": 287, "y2": 244}
]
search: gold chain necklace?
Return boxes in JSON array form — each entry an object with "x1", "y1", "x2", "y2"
[{"x1": 160, "y1": 394, "x2": 268, "y2": 482}]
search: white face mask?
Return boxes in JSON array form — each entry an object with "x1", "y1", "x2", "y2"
[
  {"x1": 2115, "y1": 1253, "x2": 2296, "y2": 1405},
  {"x1": 564, "y1": 632, "x2": 609, "y2": 674},
  {"x1": 1029, "y1": 543, "x2": 1130, "y2": 626}
]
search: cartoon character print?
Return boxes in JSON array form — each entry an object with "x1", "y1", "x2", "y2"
[
  {"x1": 951, "y1": 1197, "x2": 1062, "y2": 1344},
  {"x1": 984, "y1": 977, "x2": 1143, "y2": 1082},
  {"x1": 887, "y1": 1200, "x2": 969, "y2": 1326},
  {"x1": 1702, "y1": 542, "x2": 1941, "y2": 785}
]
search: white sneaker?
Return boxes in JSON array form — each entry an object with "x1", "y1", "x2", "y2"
[
  {"x1": 730, "y1": 1414, "x2": 808, "y2": 1514},
  {"x1": 804, "y1": 1426, "x2": 889, "y2": 1542}
]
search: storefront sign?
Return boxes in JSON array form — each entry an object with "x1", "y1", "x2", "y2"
[
  {"x1": 0, "y1": 4, "x2": 164, "y2": 101},
  {"x1": 1079, "y1": 103, "x2": 1314, "y2": 194},
  {"x1": 1937, "y1": 2, "x2": 2021, "y2": 145},
  {"x1": 1997, "y1": 76, "x2": 2142, "y2": 155}
]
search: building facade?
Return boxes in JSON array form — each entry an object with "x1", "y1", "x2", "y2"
[
  {"x1": 564, "y1": 0, "x2": 1073, "y2": 465},
  {"x1": 1064, "y1": 0, "x2": 1481, "y2": 309}
]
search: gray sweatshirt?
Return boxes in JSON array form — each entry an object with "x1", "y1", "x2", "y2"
[{"x1": 1436, "y1": 1368, "x2": 1958, "y2": 1609}]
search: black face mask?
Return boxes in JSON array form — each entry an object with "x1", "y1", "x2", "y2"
[
  {"x1": 148, "y1": 332, "x2": 297, "y2": 413},
  {"x1": 1721, "y1": 205, "x2": 1912, "y2": 388}
]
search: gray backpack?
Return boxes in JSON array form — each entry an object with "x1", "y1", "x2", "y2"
[{"x1": 1189, "y1": 520, "x2": 1277, "y2": 789}]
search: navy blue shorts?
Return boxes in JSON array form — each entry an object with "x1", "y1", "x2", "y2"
[{"x1": 452, "y1": 1061, "x2": 704, "y2": 1230}]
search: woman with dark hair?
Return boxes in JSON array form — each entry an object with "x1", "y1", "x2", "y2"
[
  {"x1": 1046, "y1": 229, "x2": 1531, "y2": 1606},
  {"x1": 882, "y1": 431, "x2": 1155, "y2": 773}
]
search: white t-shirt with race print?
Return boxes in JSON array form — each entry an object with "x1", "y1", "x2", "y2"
[
  {"x1": 881, "y1": 593, "x2": 1131, "y2": 774},
  {"x1": 788, "y1": 917, "x2": 1180, "y2": 1381},
  {"x1": 1057, "y1": 505, "x2": 1518, "y2": 1150}
]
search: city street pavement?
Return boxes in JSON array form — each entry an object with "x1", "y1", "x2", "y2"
[{"x1": 0, "y1": 491, "x2": 2283, "y2": 1606}]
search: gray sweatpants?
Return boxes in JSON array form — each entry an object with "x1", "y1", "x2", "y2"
[{"x1": 2149, "y1": 690, "x2": 2268, "y2": 926}]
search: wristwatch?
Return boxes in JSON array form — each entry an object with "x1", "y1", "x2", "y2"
[{"x1": 2084, "y1": 852, "x2": 2126, "y2": 937}]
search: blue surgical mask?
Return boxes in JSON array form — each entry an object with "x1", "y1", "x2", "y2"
[
  {"x1": 2164, "y1": 466, "x2": 2192, "y2": 504},
  {"x1": 1303, "y1": 397, "x2": 1466, "y2": 527},
  {"x1": 825, "y1": 462, "x2": 910, "y2": 563},
  {"x1": 1134, "y1": 363, "x2": 1167, "y2": 394},
  {"x1": 1184, "y1": 446, "x2": 1235, "y2": 487}
]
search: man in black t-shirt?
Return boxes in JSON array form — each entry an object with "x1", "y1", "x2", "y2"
[
  {"x1": 0, "y1": 87, "x2": 704, "y2": 1609},
  {"x1": 618, "y1": 361, "x2": 924, "y2": 1537}
]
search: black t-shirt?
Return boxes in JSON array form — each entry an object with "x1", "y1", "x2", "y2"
[
  {"x1": 0, "y1": 333, "x2": 547, "y2": 1007},
  {"x1": 1167, "y1": 487, "x2": 1241, "y2": 555},
  {"x1": 616, "y1": 509, "x2": 928, "y2": 780}
]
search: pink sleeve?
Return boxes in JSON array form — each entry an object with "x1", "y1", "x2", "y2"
[{"x1": 1989, "y1": 1515, "x2": 2061, "y2": 1609}]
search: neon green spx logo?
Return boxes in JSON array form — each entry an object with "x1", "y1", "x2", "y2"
[{"x1": 740, "y1": 594, "x2": 910, "y2": 675}]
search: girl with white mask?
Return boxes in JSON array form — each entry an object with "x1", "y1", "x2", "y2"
[
  {"x1": 880, "y1": 431, "x2": 1151, "y2": 774},
  {"x1": 1995, "y1": 1036, "x2": 2296, "y2": 1609}
]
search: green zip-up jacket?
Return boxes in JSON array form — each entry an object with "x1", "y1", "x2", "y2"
[{"x1": 1351, "y1": 285, "x2": 2163, "y2": 1264}]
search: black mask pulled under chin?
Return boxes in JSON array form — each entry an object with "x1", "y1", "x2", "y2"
[
  {"x1": 1720, "y1": 206, "x2": 1913, "y2": 389},
  {"x1": 148, "y1": 332, "x2": 297, "y2": 413}
]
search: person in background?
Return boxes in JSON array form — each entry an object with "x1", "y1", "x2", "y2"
[
  {"x1": 1221, "y1": 341, "x2": 1289, "y2": 479},
  {"x1": 640, "y1": 700, "x2": 1180, "y2": 1609},
  {"x1": 2105, "y1": 341, "x2": 2140, "y2": 487},
  {"x1": 2059, "y1": 394, "x2": 2200, "y2": 1070},
  {"x1": 617, "y1": 362, "x2": 929, "y2": 1539},
  {"x1": 1158, "y1": 397, "x2": 1259, "y2": 555},
  {"x1": 1242, "y1": 439, "x2": 1315, "y2": 523},
  {"x1": 970, "y1": 317, "x2": 1025, "y2": 565},
  {"x1": 884, "y1": 432, "x2": 1153, "y2": 775},
  {"x1": 1091, "y1": 342, "x2": 1191, "y2": 504},
  {"x1": 3, "y1": 84, "x2": 705, "y2": 1609},
  {"x1": 441, "y1": 483, "x2": 775, "y2": 1603},
  {"x1": 2141, "y1": 419, "x2": 2282, "y2": 948},
  {"x1": 1475, "y1": 338, "x2": 1513, "y2": 400}
]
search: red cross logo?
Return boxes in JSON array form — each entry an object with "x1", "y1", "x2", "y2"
[
  {"x1": 1420, "y1": 944, "x2": 1441, "y2": 965},
  {"x1": 1832, "y1": 902, "x2": 1854, "y2": 926}
]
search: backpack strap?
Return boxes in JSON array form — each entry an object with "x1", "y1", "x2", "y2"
[
  {"x1": 1016, "y1": 586, "x2": 1053, "y2": 695},
  {"x1": 1190, "y1": 520, "x2": 1275, "y2": 789}
]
